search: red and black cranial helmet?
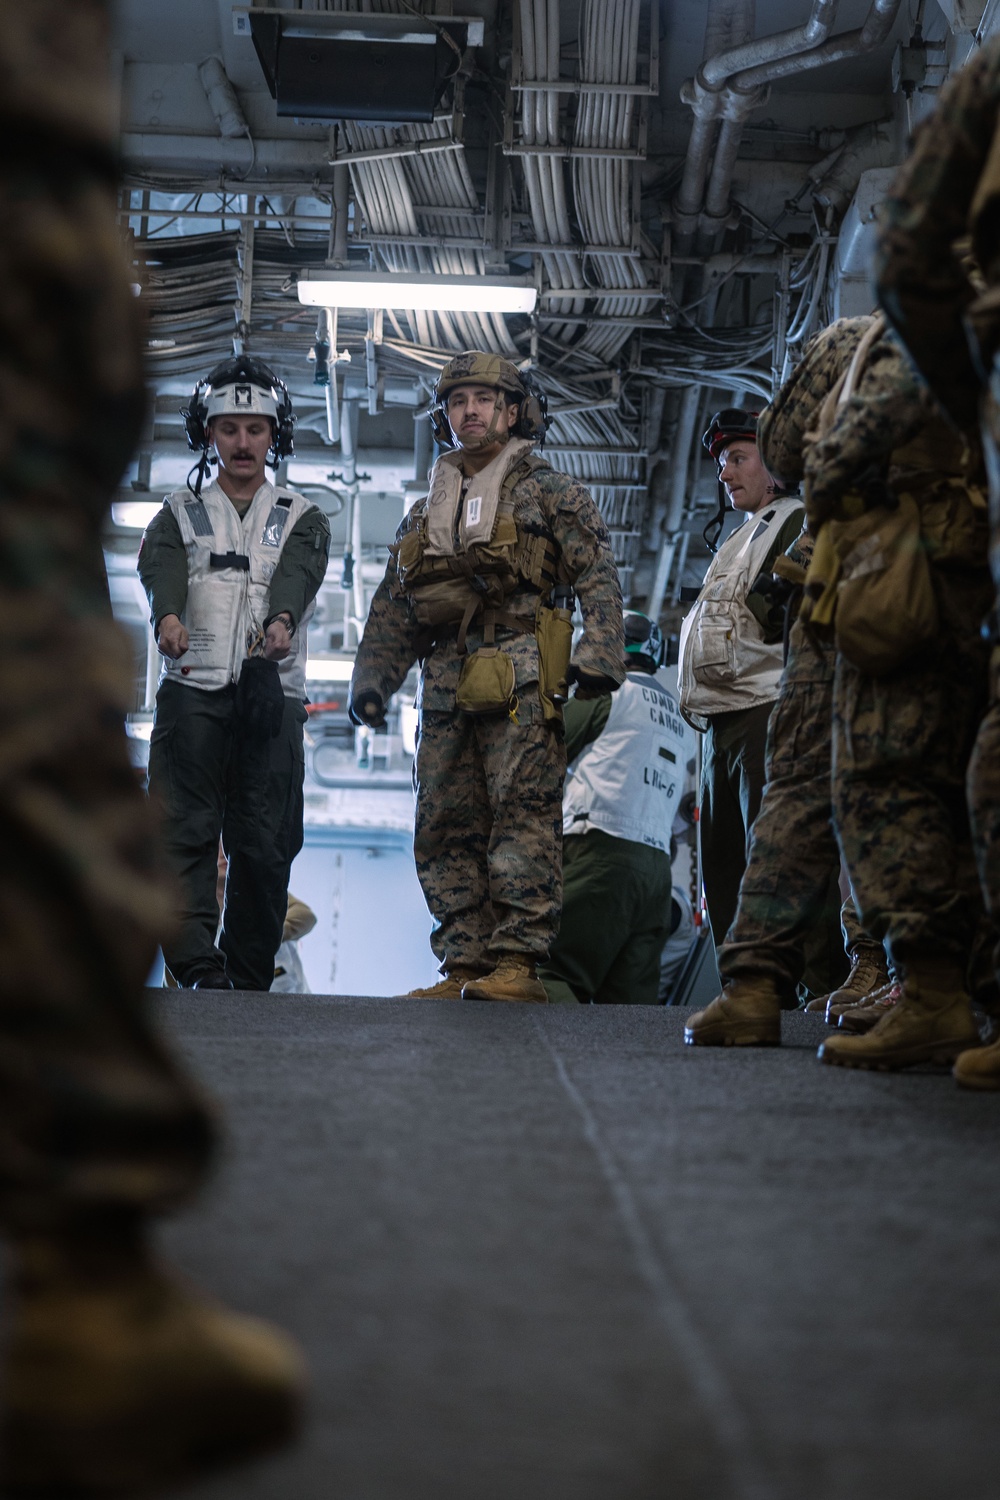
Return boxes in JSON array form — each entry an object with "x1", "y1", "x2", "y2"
[{"x1": 701, "y1": 408, "x2": 759, "y2": 462}]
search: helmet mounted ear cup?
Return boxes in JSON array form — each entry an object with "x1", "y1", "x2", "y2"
[
  {"x1": 512, "y1": 386, "x2": 548, "y2": 442},
  {"x1": 181, "y1": 357, "x2": 295, "y2": 465},
  {"x1": 428, "y1": 407, "x2": 453, "y2": 447}
]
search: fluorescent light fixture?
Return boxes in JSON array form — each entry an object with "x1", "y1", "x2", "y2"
[
  {"x1": 112, "y1": 501, "x2": 161, "y2": 530},
  {"x1": 297, "y1": 271, "x2": 537, "y2": 315},
  {"x1": 305, "y1": 659, "x2": 356, "y2": 683}
]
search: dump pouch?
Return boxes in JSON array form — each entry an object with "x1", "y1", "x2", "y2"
[
  {"x1": 455, "y1": 646, "x2": 517, "y2": 715},
  {"x1": 535, "y1": 602, "x2": 574, "y2": 721},
  {"x1": 829, "y1": 496, "x2": 938, "y2": 675}
]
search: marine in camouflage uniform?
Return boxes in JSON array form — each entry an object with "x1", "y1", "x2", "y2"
[
  {"x1": 875, "y1": 35, "x2": 1000, "y2": 1086},
  {"x1": 801, "y1": 316, "x2": 991, "y2": 1069},
  {"x1": 350, "y1": 352, "x2": 624, "y2": 1001},
  {"x1": 685, "y1": 319, "x2": 891, "y2": 1048},
  {"x1": 0, "y1": 3, "x2": 303, "y2": 1488}
]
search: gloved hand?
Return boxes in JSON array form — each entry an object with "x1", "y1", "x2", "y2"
[
  {"x1": 565, "y1": 663, "x2": 619, "y2": 701},
  {"x1": 348, "y1": 689, "x2": 386, "y2": 728},
  {"x1": 235, "y1": 656, "x2": 285, "y2": 740}
]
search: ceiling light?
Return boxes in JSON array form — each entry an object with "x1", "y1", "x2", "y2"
[{"x1": 297, "y1": 271, "x2": 537, "y2": 315}]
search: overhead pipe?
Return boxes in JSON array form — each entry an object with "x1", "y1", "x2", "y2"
[
  {"x1": 676, "y1": 0, "x2": 905, "y2": 246},
  {"x1": 732, "y1": 0, "x2": 903, "y2": 89},
  {"x1": 673, "y1": 0, "x2": 756, "y2": 251},
  {"x1": 698, "y1": 0, "x2": 903, "y2": 241},
  {"x1": 646, "y1": 385, "x2": 702, "y2": 625},
  {"x1": 700, "y1": 0, "x2": 840, "y2": 86}
]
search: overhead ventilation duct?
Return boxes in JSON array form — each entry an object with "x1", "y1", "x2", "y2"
[{"x1": 235, "y1": 7, "x2": 484, "y2": 122}]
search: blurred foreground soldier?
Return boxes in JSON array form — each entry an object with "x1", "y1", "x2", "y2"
[
  {"x1": 685, "y1": 318, "x2": 895, "y2": 1048},
  {"x1": 139, "y1": 359, "x2": 330, "y2": 991},
  {"x1": 678, "y1": 410, "x2": 804, "y2": 946},
  {"x1": 876, "y1": 35, "x2": 1000, "y2": 1086},
  {"x1": 538, "y1": 612, "x2": 691, "y2": 1005},
  {"x1": 786, "y1": 312, "x2": 990, "y2": 1072},
  {"x1": 349, "y1": 351, "x2": 624, "y2": 1002},
  {"x1": 0, "y1": 2, "x2": 304, "y2": 1492}
]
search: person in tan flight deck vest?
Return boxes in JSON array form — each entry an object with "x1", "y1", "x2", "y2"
[
  {"x1": 349, "y1": 351, "x2": 625, "y2": 1003},
  {"x1": 677, "y1": 410, "x2": 805, "y2": 949}
]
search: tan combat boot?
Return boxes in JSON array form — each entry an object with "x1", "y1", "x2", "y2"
[
  {"x1": 806, "y1": 942, "x2": 890, "y2": 1018},
  {"x1": 405, "y1": 966, "x2": 484, "y2": 1000},
  {"x1": 1, "y1": 1230, "x2": 306, "y2": 1494},
  {"x1": 462, "y1": 960, "x2": 549, "y2": 1003},
  {"x1": 818, "y1": 960, "x2": 981, "y2": 1071},
  {"x1": 836, "y1": 981, "x2": 902, "y2": 1033},
  {"x1": 953, "y1": 1034, "x2": 1000, "y2": 1091},
  {"x1": 826, "y1": 977, "x2": 896, "y2": 1024},
  {"x1": 684, "y1": 977, "x2": 787, "y2": 1047}
]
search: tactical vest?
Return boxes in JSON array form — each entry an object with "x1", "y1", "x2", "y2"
[
  {"x1": 562, "y1": 671, "x2": 691, "y2": 852},
  {"x1": 391, "y1": 439, "x2": 561, "y2": 646},
  {"x1": 160, "y1": 478, "x2": 316, "y2": 698},
  {"x1": 677, "y1": 495, "x2": 804, "y2": 731}
]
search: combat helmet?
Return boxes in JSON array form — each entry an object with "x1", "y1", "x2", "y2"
[
  {"x1": 623, "y1": 610, "x2": 665, "y2": 673},
  {"x1": 430, "y1": 350, "x2": 548, "y2": 448}
]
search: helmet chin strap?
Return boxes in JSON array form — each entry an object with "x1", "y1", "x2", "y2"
[{"x1": 453, "y1": 389, "x2": 513, "y2": 453}]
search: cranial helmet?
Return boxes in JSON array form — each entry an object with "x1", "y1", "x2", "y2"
[
  {"x1": 701, "y1": 407, "x2": 759, "y2": 464},
  {"x1": 623, "y1": 610, "x2": 665, "y2": 672},
  {"x1": 429, "y1": 350, "x2": 549, "y2": 448},
  {"x1": 182, "y1": 356, "x2": 296, "y2": 464}
]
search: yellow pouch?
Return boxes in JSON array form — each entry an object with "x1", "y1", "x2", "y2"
[
  {"x1": 800, "y1": 525, "x2": 841, "y2": 636},
  {"x1": 535, "y1": 602, "x2": 573, "y2": 722},
  {"x1": 456, "y1": 646, "x2": 517, "y2": 715}
]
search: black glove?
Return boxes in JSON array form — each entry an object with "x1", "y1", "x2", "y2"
[
  {"x1": 565, "y1": 663, "x2": 619, "y2": 701},
  {"x1": 235, "y1": 656, "x2": 285, "y2": 740},
  {"x1": 348, "y1": 689, "x2": 386, "y2": 728}
]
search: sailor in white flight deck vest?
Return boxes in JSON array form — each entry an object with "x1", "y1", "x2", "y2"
[
  {"x1": 539, "y1": 612, "x2": 692, "y2": 1004},
  {"x1": 139, "y1": 357, "x2": 330, "y2": 991}
]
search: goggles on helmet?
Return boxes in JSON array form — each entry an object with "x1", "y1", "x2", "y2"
[{"x1": 702, "y1": 408, "x2": 759, "y2": 461}]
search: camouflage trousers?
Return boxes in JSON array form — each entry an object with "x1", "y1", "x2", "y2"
[
  {"x1": 0, "y1": 3, "x2": 214, "y2": 1233},
  {"x1": 832, "y1": 565, "x2": 992, "y2": 979},
  {"x1": 413, "y1": 706, "x2": 566, "y2": 972},
  {"x1": 968, "y1": 653, "x2": 1000, "y2": 984},
  {"x1": 719, "y1": 621, "x2": 855, "y2": 998}
]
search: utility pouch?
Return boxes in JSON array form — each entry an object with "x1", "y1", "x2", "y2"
[
  {"x1": 912, "y1": 481, "x2": 988, "y2": 568},
  {"x1": 535, "y1": 602, "x2": 573, "y2": 721},
  {"x1": 455, "y1": 646, "x2": 517, "y2": 715},
  {"x1": 830, "y1": 496, "x2": 938, "y2": 675}
]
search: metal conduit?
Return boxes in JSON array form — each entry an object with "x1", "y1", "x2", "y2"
[
  {"x1": 700, "y1": 0, "x2": 840, "y2": 86},
  {"x1": 733, "y1": 0, "x2": 903, "y2": 88},
  {"x1": 680, "y1": 0, "x2": 901, "y2": 243}
]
